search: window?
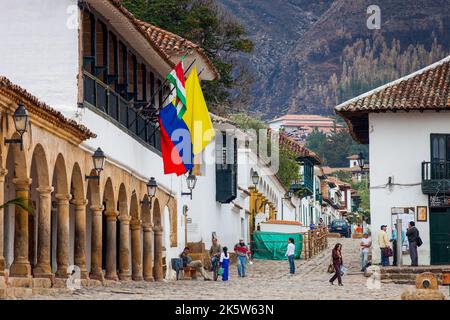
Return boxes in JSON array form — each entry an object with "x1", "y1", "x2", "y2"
[{"x1": 431, "y1": 134, "x2": 450, "y2": 162}]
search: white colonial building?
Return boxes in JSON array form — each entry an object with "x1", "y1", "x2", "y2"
[{"x1": 336, "y1": 55, "x2": 450, "y2": 266}]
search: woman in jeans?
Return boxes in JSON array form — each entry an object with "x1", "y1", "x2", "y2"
[
  {"x1": 329, "y1": 243, "x2": 343, "y2": 286},
  {"x1": 286, "y1": 238, "x2": 296, "y2": 275}
]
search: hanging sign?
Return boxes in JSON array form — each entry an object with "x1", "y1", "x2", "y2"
[{"x1": 429, "y1": 195, "x2": 450, "y2": 208}]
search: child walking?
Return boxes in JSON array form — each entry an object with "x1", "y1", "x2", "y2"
[{"x1": 220, "y1": 246, "x2": 230, "y2": 281}]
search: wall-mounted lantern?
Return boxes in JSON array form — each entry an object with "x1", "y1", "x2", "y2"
[
  {"x1": 4, "y1": 102, "x2": 29, "y2": 151},
  {"x1": 85, "y1": 147, "x2": 106, "y2": 184},
  {"x1": 181, "y1": 172, "x2": 197, "y2": 200},
  {"x1": 251, "y1": 171, "x2": 259, "y2": 188},
  {"x1": 141, "y1": 177, "x2": 157, "y2": 208}
]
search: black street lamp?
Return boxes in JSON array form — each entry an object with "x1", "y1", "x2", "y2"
[
  {"x1": 141, "y1": 177, "x2": 157, "y2": 207},
  {"x1": 182, "y1": 172, "x2": 197, "y2": 200},
  {"x1": 4, "y1": 102, "x2": 29, "y2": 150},
  {"x1": 357, "y1": 152, "x2": 365, "y2": 171},
  {"x1": 85, "y1": 147, "x2": 106, "y2": 183}
]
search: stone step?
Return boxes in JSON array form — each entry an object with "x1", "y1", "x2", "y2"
[
  {"x1": 8, "y1": 277, "x2": 33, "y2": 288},
  {"x1": 6, "y1": 287, "x2": 33, "y2": 299}
]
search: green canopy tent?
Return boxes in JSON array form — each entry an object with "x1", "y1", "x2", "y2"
[{"x1": 251, "y1": 231, "x2": 303, "y2": 260}]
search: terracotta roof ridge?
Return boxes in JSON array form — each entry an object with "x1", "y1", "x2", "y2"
[
  {"x1": 0, "y1": 76, "x2": 96, "y2": 140},
  {"x1": 335, "y1": 55, "x2": 450, "y2": 111}
]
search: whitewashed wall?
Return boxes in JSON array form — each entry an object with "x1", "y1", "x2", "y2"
[
  {"x1": 0, "y1": 0, "x2": 79, "y2": 113},
  {"x1": 369, "y1": 111, "x2": 450, "y2": 265}
]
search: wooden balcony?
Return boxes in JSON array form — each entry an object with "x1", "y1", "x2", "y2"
[{"x1": 422, "y1": 161, "x2": 450, "y2": 194}]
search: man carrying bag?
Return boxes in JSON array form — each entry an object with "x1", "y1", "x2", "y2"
[{"x1": 406, "y1": 221, "x2": 421, "y2": 266}]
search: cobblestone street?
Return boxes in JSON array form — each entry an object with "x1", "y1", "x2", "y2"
[{"x1": 27, "y1": 238, "x2": 449, "y2": 300}]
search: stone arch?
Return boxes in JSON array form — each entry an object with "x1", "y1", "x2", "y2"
[
  {"x1": 51, "y1": 153, "x2": 72, "y2": 278},
  {"x1": 117, "y1": 183, "x2": 131, "y2": 280},
  {"x1": 141, "y1": 195, "x2": 151, "y2": 224},
  {"x1": 30, "y1": 144, "x2": 52, "y2": 277},
  {"x1": 4, "y1": 133, "x2": 31, "y2": 277},
  {"x1": 86, "y1": 169, "x2": 102, "y2": 279},
  {"x1": 102, "y1": 177, "x2": 118, "y2": 280},
  {"x1": 129, "y1": 191, "x2": 142, "y2": 281},
  {"x1": 30, "y1": 144, "x2": 49, "y2": 187},
  {"x1": 70, "y1": 162, "x2": 88, "y2": 278}
]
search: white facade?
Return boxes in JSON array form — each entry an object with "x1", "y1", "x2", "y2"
[{"x1": 368, "y1": 111, "x2": 450, "y2": 265}]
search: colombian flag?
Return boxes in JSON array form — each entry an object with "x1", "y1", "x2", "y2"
[{"x1": 159, "y1": 66, "x2": 215, "y2": 176}]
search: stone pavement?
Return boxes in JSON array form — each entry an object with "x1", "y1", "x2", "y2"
[{"x1": 25, "y1": 238, "x2": 449, "y2": 300}]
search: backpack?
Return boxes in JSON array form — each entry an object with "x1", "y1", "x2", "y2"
[{"x1": 417, "y1": 237, "x2": 423, "y2": 247}]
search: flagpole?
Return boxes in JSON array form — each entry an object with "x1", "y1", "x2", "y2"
[
  {"x1": 137, "y1": 66, "x2": 204, "y2": 138},
  {"x1": 129, "y1": 58, "x2": 198, "y2": 129},
  {"x1": 144, "y1": 49, "x2": 193, "y2": 110}
]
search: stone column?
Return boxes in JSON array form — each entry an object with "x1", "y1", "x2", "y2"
[
  {"x1": 105, "y1": 210, "x2": 118, "y2": 280},
  {"x1": 72, "y1": 198, "x2": 89, "y2": 279},
  {"x1": 142, "y1": 223, "x2": 154, "y2": 282},
  {"x1": 130, "y1": 219, "x2": 143, "y2": 281},
  {"x1": 55, "y1": 193, "x2": 71, "y2": 278},
  {"x1": 10, "y1": 178, "x2": 32, "y2": 277},
  {"x1": 0, "y1": 168, "x2": 8, "y2": 276},
  {"x1": 33, "y1": 186, "x2": 54, "y2": 278},
  {"x1": 153, "y1": 226, "x2": 164, "y2": 281},
  {"x1": 118, "y1": 214, "x2": 131, "y2": 280},
  {"x1": 89, "y1": 205, "x2": 104, "y2": 281}
]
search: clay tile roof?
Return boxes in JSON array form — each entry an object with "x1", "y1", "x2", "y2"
[
  {"x1": 0, "y1": 76, "x2": 96, "y2": 141},
  {"x1": 335, "y1": 55, "x2": 450, "y2": 114},
  {"x1": 107, "y1": 1, "x2": 218, "y2": 80},
  {"x1": 262, "y1": 220, "x2": 302, "y2": 226},
  {"x1": 277, "y1": 129, "x2": 322, "y2": 164},
  {"x1": 137, "y1": 21, "x2": 219, "y2": 80},
  {"x1": 270, "y1": 114, "x2": 335, "y2": 123},
  {"x1": 335, "y1": 56, "x2": 450, "y2": 143}
]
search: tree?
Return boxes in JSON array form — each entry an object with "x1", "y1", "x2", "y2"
[
  {"x1": 122, "y1": 0, "x2": 254, "y2": 114},
  {"x1": 305, "y1": 126, "x2": 368, "y2": 168},
  {"x1": 230, "y1": 113, "x2": 300, "y2": 190}
]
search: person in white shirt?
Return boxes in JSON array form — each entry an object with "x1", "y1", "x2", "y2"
[
  {"x1": 285, "y1": 238, "x2": 296, "y2": 275},
  {"x1": 360, "y1": 232, "x2": 372, "y2": 271},
  {"x1": 219, "y1": 246, "x2": 230, "y2": 281}
]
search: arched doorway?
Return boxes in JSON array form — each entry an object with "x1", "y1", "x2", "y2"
[
  {"x1": 30, "y1": 144, "x2": 52, "y2": 278},
  {"x1": 152, "y1": 198, "x2": 163, "y2": 281},
  {"x1": 4, "y1": 134, "x2": 31, "y2": 277},
  {"x1": 102, "y1": 178, "x2": 118, "y2": 280}
]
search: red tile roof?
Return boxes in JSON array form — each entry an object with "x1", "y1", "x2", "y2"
[
  {"x1": 270, "y1": 114, "x2": 335, "y2": 123},
  {"x1": 108, "y1": 0, "x2": 219, "y2": 80},
  {"x1": 335, "y1": 55, "x2": 450, "y2": 143},
  {"x1": 0, "y1": 77, "x2": 96, "y2": 141},
  {"x1": 277, "y1": 130, "x2": 322, "y2": 164}
]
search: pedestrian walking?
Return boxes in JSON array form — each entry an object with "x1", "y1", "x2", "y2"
[
  {"x1": 286, "y1": 237, "x2": 296, "y2": 275},
  {"x1": 406, "y1": 221, "x2": 421, "y2": 266},
  {"x1": 329, "y1": 243, "x2": 343, "y2": 286},
  {"x1": 220, "y1": 246, "x2": 230, "y2": 281},
  {"x1": 390, "y1": 224, "x2": 405, "y2": 266},
  {"x1": 360, "y1": 232, "x2": 371, "y2": 271},
  {"x1": 378, "y1": 225, "x2": 390, "y2": 266},
  {"x1": 234, "y1": 239, "x2": 249, "y2": 277}
]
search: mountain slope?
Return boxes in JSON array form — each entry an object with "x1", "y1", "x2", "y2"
[{"x1": 219, "y1": 0, "x2": 450, "y2": 119}]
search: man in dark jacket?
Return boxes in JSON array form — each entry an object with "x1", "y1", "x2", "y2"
[{"x1": 406, "y1": 221, "x2": 419, "y2": 266}]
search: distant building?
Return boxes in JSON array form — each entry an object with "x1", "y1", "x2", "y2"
[{"x1": 268, "y1": 114, "x2": 343, "y2": 143}]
